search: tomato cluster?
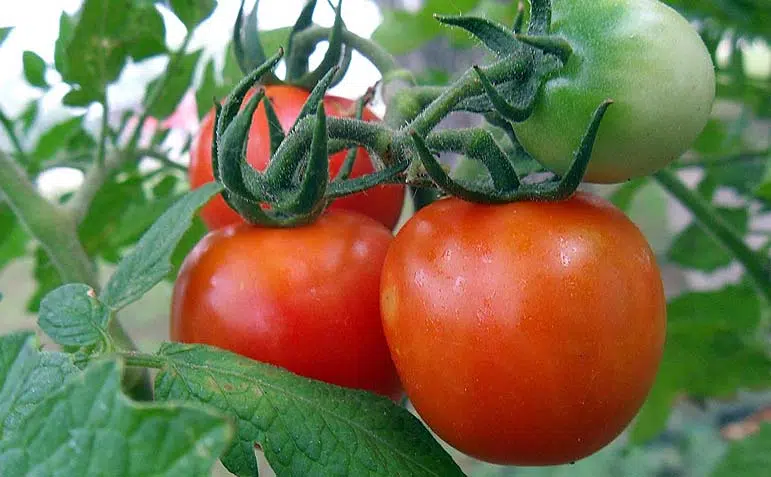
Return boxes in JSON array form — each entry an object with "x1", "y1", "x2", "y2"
[{"x1": 172, "y1": 0, "x2": 717, "y2": 466}]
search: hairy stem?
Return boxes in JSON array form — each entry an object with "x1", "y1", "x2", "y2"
[{"x1": 654, "y1": 169, "x2": 771, "y2": 304}]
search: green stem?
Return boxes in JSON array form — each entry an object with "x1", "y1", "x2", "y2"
[
  {"x1": 0, "y1": 109, "x2": 27, "y2": 162},
  {"x1": 293, "y1": 26, "x2": 403, "y2": 76},
  {"x1": 137, "y1": 149, "x2": 187, "y2": 172},
  {"x1": 673, "y1": 149, "x2": 769, "y2": 169},
  {"x1": 654, "y1": 169, "x2": 771, "y2": 304},
  {"x1": 0, "y1": 150, "x2": 95, "y2": 285},
  {"x1": 96, "y1": 97, "x2": 109, "y2": 167},
  {"x1": 120, "y1": 352, "x2": 166, "y2": 370}
]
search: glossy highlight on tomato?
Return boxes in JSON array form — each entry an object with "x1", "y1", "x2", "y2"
[
  {"x1": 171, "y1": 210, "x2": 402, "y2": 398},
  {"x1": 513, "y1": 0, "x2": 715, "y2": 183},
  {"x1": 189, "y1": 85, "x2": 405, "y2": 230},
  {"x1": 380, "y1": 192, "x2": 666, "y2": 464}
]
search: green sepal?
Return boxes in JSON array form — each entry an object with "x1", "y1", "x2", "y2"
[
  {"x1": 217, "y1": 48, "x2": 283, "y2": 141},
  {"x1": 330, "y1": 44, "x2": 353, "y2": 88},
  {"x1": 412, "y1": 131, "x2": 498, "y2": 203},
  {"x1": 334, "y1": 92, "x2": 372, "y2": 181},
  {"x1": 265, "y1": 66, "x2": 338, "y2": 189},
  {"x1": 473, "y1": 65, "x2": 534, "y2": 122},
  {"x1": 512, "y1": 2, "x2": 525, "y2": 33},
  {"x1": 261, "y1": 95, "x2": 286, "y2": 156},
  {"x1": 284, "y1": 0, "x2": 318, "y2": 81},
  {"x1": 327, "y1": 160, "x2": 410, "y2": 199},
  {"x1": 516, "y1": 34, "x2": 572, "y2": 64},
  {"x1": 287, "y1": 102, "x2": 330, "y2": 215},
  {"x1": 427, "y1": 128, "x2": 520, "y2": 191},
  {"x1": 527, "y1": 0, "x2": 552, "y2": 35},
  {"x1": 435, "y1": 15, "x2": 521, "y2": 58},
  {"x1": 211, "y1": 102, "x2": 223, "y2": 183},
  {"x1": 219, "y1": 89, "x2": 267, "y2": 201},
  {"x1": 233, "y1": 0, "x2": 282, "y2": 84},
  {"x1": 295, "y1": 0, "x2": 345, "y2": 89},
  {"x1": 290, "y1": 65, "x2": 338, "y2": 132}
]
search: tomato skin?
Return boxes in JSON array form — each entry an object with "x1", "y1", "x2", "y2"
[
  {"x1": 171, "y1": 210, "x2": 402, "y2": 398},
  {"x1": 189, "y1": 85, "x2": 405, "y2": 230},
  {"x1": 380, "y1": 192, "x2": 666, "y2": 464},
  {"x1": 513, "y1": 0, "x2": 715, "y2": 183}
]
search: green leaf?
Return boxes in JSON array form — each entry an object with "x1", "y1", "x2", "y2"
[
  {"x1": 78, "y1": 174, "x2": 145, "y2": 263},
  {"x1": 668, "y1": 207, "x2": 749, "y2": 271},
  {"x1": 609, "y1": 178, "x2": 647, "y2": 212},
  {"x1": 0, "y1": 360, "x2": 232, "y2": 476},
  {"x1": 0, "y1": 206, "x2": 28, "y2": 272},
  {"x1": 0, "y1": 27, "x2": 12, "y2": 47},
  {"x1": 38, "y1": 284, "x2": 111, "y2": 347},
  {"x1": 54, "y1": 12, "x2": 76, "y2": 76},
  {"x1": 32, "y1": 116, "x2": 86, "y2": 162},
  {"x1": 0, "y1": 332, "x2": 78, "y2": 441},
  {"x1": 99, "y1": 182, "x2": 222, "y2": 311},
  {"x1": 631, "y1": 285, "x2": 771, "y2": 443},
  {"x1": 168, "y1": 0, "x2": 216, "y2": 29},
  {"x1": 62, "y1": 87, "x2": 102, "y2": 107},
  {"x1": 755, "y1": 156, "x2": 771, "y2": 201},
  {"x1": 712, "y1": 424, "x2": 771, "y2": 477},
  {"x1": 145, "y1": 50, "x2": 202, "y2": 119},
  {"x1": 58, "y1": 0, "x2": 165, "y2": 97},
  {"x1": 155, "y1": 343, "x2": 464, "y2": 477},
  {"x1": 16, "y1": 100, "x2": 38, "y2": 133},
  {"x1": 373, "y1": 0, "x2": 483, "y2": 54},
  {"x1": 21, "y1": 51, "x2": 47, "y2": 88}
]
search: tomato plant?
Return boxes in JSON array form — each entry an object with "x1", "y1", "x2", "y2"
[
  {"x1": 512, "y1": 0, "x2": 716, "y2": 183},
  {"x1": 2, "y1": 0, "x2": 769, "y2": 475},
  {"x1": 190, "y1": 85, "x2": 405, "y2": 230},
  {"x1": 170, "y1": 210, "x2": 402, "y2": 398},
  {"x1": 380, "y1": 192, "x2": 667, "y2": 465}
]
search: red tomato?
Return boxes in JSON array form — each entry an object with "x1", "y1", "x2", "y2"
[
  {"x1": 171, "y1": 210, "x2": 402, "y2": 398},
  {"x1": 380, "y1": 192, "x2": 666, "y2": 465},
  {"x1": 189, "y1": 85, "x2": 405, "y2": 230}
]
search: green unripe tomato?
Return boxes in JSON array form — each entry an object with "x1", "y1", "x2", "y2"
[{"x1": 513, "y1": 0, "x2": 716, "y2": 184}]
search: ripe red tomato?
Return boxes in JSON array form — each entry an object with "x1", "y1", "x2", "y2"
[
  {"x1": 380, "y1": 192, "x2": 666, "y2": 465},
  {"x1": 189, "y1": 85, "x2": 405, "y2": 230},
  {"x1": 171, "y1": 210, "x2": 402, "y2": 399}
]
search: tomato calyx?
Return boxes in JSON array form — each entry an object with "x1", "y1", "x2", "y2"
[{"x1": 213, "y1": 50, "x2": 408, "y2": 227}]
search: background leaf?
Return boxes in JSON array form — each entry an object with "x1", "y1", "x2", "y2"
[
  {"x1": 99, "y1": 182, "x2": 222, "y2": 311},
  {"x1": 631, "y1": 286, "x2": 771, "y2": 442},
  {"x1": 21, "y1": 51, "x2": 47, "y2": 88},
  {"x1": 145, "y1": 50, "x2": 203, "y2": 119},
  {"x1": 0, "y1": 27, "x2": 12, "y2": 47},
  {"x1": 712, "y1": 424, "x2": 771, "y2": 477},
  {"x1": 168, "y1": 0, "x2": 216, "y2": 30},
  {"x1": 155, "y1": 343, "x2": 465, "y2": 477}
]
